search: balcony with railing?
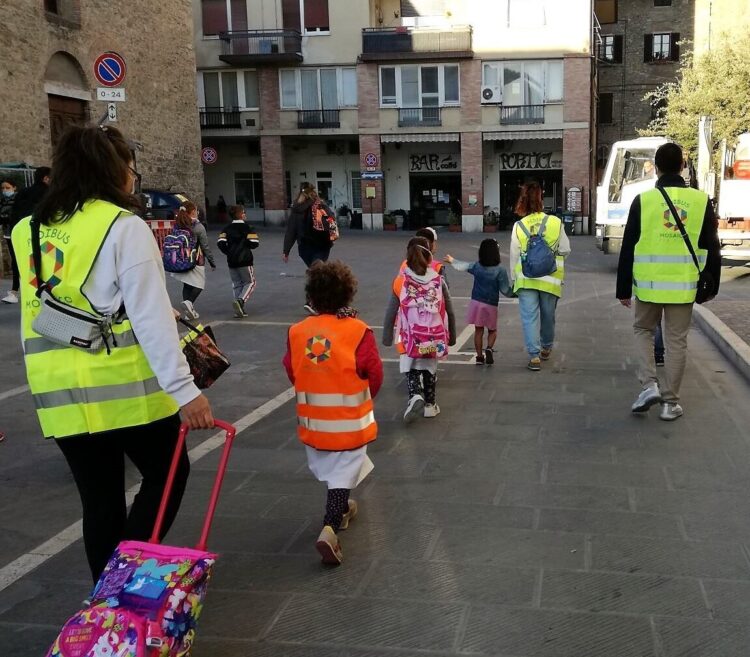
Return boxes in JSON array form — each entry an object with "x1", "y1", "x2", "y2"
[
  {"x1": 218, "y1": 30, "x2": 303, "y2": 65},
  {"x1": 361, "y1": 26, "x2": 472, "y2": 61},
  {"x1": 398, "y1": 107, "x2": 442, "y2": 128},
  {"x1": 297, "y1": 109, "x2": 341, "y2": 129},
  {"x1": 500, "y1": 105, "x2": 545, "y2": 125},
  {"x1": 200, "y1": 107, "x2": 242, "y2": 130}
]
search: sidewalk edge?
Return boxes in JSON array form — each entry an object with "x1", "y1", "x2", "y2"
[{"x1": 693, "y1": 304, "x2": 750, "y2": 384}]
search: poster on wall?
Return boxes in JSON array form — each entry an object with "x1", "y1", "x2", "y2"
[
  {"x1": 498, "y1": 152, "x2": 563, "y2": 171},
  {"x1": 409, "y1": 153, "x2": 461, "y2": 173}
]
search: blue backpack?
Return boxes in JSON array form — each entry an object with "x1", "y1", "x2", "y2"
[
  {"x1": 162, "y1": 227, "x2": 198, "y2": 273},
  {"x1": 517, "y1": 215, "x2": 557, "y2": 278}
]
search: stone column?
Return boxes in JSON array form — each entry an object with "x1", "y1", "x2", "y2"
[
  {"x1": 261, "y1": 135, "x2": 286, "y2": 225},
  {"x1": 359, "y1": 134, "x2": 383, "y2": 230},
  {"x1": 461, "y1": 132, "x2": 483, "y2": 232}
]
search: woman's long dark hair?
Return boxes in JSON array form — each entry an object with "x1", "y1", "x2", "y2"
[{"x1": 34, "y1": 124, "x2": 141, "y2": 225}]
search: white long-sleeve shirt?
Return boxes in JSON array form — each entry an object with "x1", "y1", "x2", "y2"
[
  {"x1": 509, "y1": 213, "x2": 571, "y2": 283},
  {"x1": 81, "y1": 214, "x2": 201, "y2": 407}
]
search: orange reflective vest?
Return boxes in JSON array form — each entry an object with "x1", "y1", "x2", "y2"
[{"x1": 289, "y1": 315, "x2": 377, "y2": 451}]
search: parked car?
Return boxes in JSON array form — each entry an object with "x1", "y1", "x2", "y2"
[{"x1": 140, "y1": 189, "x2": 190, "y2": 221}]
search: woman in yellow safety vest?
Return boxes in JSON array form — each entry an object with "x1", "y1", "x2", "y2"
[
  {"x1": 509, "y1": 180, "x2": 571, "y2": 371},
  {"x1": 11, "y1": 125, "x2": 214, "y2": 581}
]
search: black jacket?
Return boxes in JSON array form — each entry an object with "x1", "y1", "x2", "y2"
[
  {"x1": 11, "y1": 182, "x2": 48, "y2": 227},
  {"x1": 283, "y1": 198, "x2": 333, "y2": 255},
  {"x1": 616, "y1": 174, "x2": 721, "y2": 300},
  {"x1": 217, "y1": 220, "x2": 259, "y2": 267}
]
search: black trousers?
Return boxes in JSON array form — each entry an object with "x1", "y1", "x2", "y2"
[
  {"x1": 5, "y1": 238, "x2": 19, "y2": 291},
  {"x1": 182, "y1": 284, "x2": 202, "y2": 303},
  {"x1": 56, "y1": 413, "x2": 189, "y2": 582}
]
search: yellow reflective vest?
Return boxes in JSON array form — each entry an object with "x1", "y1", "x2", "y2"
[
  {"x1": 512, "y1": 212, "x2": 565, "y2": 298},
  {"x1": 12, "y1": 200, "x2": 178, "y2": 439},
  {"x1": 633, "y1": 187, "x2": 709, "y2": 304}
]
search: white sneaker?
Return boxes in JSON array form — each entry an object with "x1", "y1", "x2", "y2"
[
  {"x1": 631, "y1": 383, "x2": 661, "y2": 413},
  {"x1": 660, "y1": 402, "x2": 683, "y2": 421},
  {"x1": 1, "y1": 291, "x2": 18, "y2": 304},
  {"x1": 424, "y1": 404, "x2": 441, "y2": 418},
  {"x1": 403, "y1": 395, "x2": 425, "y2": 423},
  {"x1": 181, "y1": 300, "x2": 199, "y2": 320}
]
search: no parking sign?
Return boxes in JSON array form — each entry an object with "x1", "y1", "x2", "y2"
[
  {"x1": 201, "y1": 147, "x2": 218, "y2": 165},
  {"x1": 94, "y1": 52, "x2": 127, "y2": 88}
]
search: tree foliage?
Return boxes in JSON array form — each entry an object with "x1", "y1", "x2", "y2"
[{"x1": 639, "y1": 35, "x2": 750, "y2": 159}]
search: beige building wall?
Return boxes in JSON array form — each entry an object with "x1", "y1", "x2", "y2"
[
  {"x1": 694, "y1": 0, "x2": 750, "y2": 55},
  {"x1": 0, "y1": 1, "x2": 204, "y2": 204}
]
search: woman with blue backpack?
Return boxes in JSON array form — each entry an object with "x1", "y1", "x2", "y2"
[
  {"x1": 383, "y1": 236, "x2": 456, "y2": 422},
  {"x1": 509, "y1": 181, "x2": 571, "y2": 371},
  {"x1": 164, "y1": 201, "x2": 216, "y2": 319}
]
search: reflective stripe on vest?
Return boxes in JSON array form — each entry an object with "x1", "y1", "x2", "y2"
[
  {"x1": 633, "y1": 187, "x2": 709, "y2": 304},
  {"x1": 24, "y1": 326, "x2": 139, "y2": 355},
  {"x1": 12, "y1": 200, "x2": 178, "y2": 438},
  {"x1": 34, "y1": 377, "x2": 162, "y2": 410},
  {"x1": 298, "y1": 411, "x2": 376, "y2": 433},
  {"x1": 289, "y1": 315, "x2": 377, "y2": 451},
  {"x1": 297, "y1": 390, "x2": 372, "y2": 408},
  {"x1": 512, "y1": 213, "x2": 565, "y2": 298}
]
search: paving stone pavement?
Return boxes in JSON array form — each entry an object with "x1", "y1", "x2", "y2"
[{"x1": 1, "y1": 230, "x2": 750, "y2": 657}]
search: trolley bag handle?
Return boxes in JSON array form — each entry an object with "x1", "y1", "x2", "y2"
[{"x1": 150, "y1": 419, "x2": 237, "y2": 551}]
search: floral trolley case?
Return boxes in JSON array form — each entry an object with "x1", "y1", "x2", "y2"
[{"x1": 46, "y1": 420, "x2": 237, "y2": 657}]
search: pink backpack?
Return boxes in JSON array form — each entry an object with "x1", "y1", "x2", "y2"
[
  {"x1": 46, "y1": 421, "x2": 236, "y2": 657},
  {"x1": 397, "y1": 271, "x2": 449, "y2": 359}
]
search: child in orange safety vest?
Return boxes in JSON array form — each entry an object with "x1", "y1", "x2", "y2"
[{"x1": 283, "y1": 261, "x2": 383, "y2": 565}]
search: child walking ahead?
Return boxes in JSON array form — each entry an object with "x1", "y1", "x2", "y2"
[
  {"x1": 217, "y1": 205, "x2": 260, "y2": 318},
  {"x1": 384, "y1": 237, "x2": 456, "y2": 422},
  {"x1": 283, "y1": 261, "x2": 383, "y2": 565},
  {"x1": 445, "y1": 238, "x2": 513, "y2": 365}
]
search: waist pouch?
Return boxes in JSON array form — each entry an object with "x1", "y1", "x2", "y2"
[{"x1": 32, "y1": 290, "x2": 116, "y2": 354}]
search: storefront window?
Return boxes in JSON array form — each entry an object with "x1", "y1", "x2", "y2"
[{"x1": 234, "y1": 172, "x2": 264, "y2": 208}]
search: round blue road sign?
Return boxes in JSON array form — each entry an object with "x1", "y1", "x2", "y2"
[{"x1": 94, "y1": 52, "x2": 127, "y2": 88}]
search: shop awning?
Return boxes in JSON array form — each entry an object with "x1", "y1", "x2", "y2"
[
  {"x1": 380, "y1": 133, "x2": 460, "y2": 143},
  {"x1": 483, "y1": 130, "x2": 563, "y2": 141}
]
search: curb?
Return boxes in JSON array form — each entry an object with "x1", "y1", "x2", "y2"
[{"x1": 693, "y1": 304, "x2": 750, "y2": 384}]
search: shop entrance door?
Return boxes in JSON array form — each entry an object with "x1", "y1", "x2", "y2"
[
  {"x1": 498, "y1": 170, "x2": 562, "y2": 228},
  {"x1": 408, "y1": 173, "x2": 461, "y2": 228}
]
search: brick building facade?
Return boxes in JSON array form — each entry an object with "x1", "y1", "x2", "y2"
[
  {"x1": 0, "y1": 0, "x2": 204, "y2": 204},
  {"x1": 195, "y1": 0, "x2": 595, "y2": 231},
  {"x1": 595, "y1": 0, "x2": 695, "y2": 176}
]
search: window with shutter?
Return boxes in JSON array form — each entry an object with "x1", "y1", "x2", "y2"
[
  {"x1": 202, "y1": 0, "x2": 228, "y2": 36},
  {"x1": 304, "y1": 0, "x2": 329, "y2": 32},
  {"x1": 594, "y1": 0, "x2": 617, "y2": 24},
  {"x1": 644, "y1": 34, "x2": 654, "y2": 62},
  {"x1": 282, "y1": 0, "x2": 301, "y2": 31},
  {"x1": 670, "y1": 32, "x2": 680, "y2": 61}
]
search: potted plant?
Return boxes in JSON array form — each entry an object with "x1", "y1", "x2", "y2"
[
  {"x1": 483, "y1": 208, "x2": 498, "y2": 233},
  {"x1": 448, "y1": 210, "x2": 462, "y2": 232},
  {"x1": 383, "y1": 213, "x2": 397, "y2": 231}
]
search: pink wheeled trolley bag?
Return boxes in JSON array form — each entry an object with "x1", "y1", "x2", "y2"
[{"x1": 45, "y1": 420, "x2": 237, "y2": 657}]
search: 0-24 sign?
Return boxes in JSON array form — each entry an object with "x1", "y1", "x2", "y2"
[{"x1": 97, "y1": 88, "x2": 126, "y2": 102}]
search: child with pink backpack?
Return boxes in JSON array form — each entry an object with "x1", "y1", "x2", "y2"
[{"x1": 383, "y1": 236, "x2": 456, "y2": 422}]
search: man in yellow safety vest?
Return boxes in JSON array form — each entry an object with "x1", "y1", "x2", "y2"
[{"x1": 617, "y1": 142, "x2": 720, "y2": 421}]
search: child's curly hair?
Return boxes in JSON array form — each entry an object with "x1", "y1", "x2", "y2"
[{"x1": 305, "y1": 261, "x2": 358, "y2": 314}]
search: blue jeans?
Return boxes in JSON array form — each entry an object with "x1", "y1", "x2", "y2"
[{"x1": 517, "y1": 288, "x2": 558, "y2": 358}]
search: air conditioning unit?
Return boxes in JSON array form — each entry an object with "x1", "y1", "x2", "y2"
[{"x1": 481, "y1": 86, "x2": 502, "y2": 104}]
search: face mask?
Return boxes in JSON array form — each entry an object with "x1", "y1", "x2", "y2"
[{"x1": 2, "y1": 191, "x2": 14, "y2": 198}]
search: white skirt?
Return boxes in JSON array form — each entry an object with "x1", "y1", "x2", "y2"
[
  {"x1": 399, "y1": 354, "x2": 439, "y2": 375},
  {"x1": 305, "y1": 445, "x2": 374, "y2": 490},
  {"x1": 171, "y1": 265, "x2": 206, "y2": 290}
]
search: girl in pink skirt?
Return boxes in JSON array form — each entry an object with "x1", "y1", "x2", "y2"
[{"x1": 444, "y1": 239, "x2": 513, "y2": 365}]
